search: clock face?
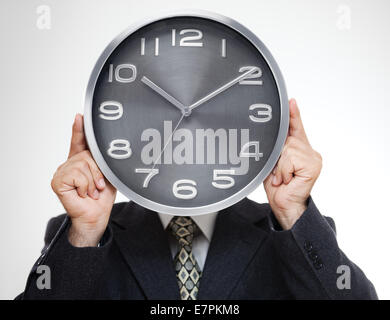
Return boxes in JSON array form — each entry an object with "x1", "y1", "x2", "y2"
[{"x1": 85, "y1": 12, "x2": 288, "y2": 215}]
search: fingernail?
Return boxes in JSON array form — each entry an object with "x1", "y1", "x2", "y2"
[
  {"x1": 74, "y1": 114, "x2": 82, "y2": 130},
  {"x1": 272, "y1": 175, "x2": 279, "y2": 185},
  {"x1": 93, "y1": 190, "x2": 99, "y2": 199},
  {"x1": 98, "y1": 178, "x2": 105, "y2": 188}
]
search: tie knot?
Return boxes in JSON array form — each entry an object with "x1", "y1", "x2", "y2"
[{"x1": 169, "y1": 216, "x2": 197, "y2": 247}]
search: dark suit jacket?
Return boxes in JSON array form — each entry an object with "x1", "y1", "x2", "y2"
[{"x1": 19, "y1": 197, "x2": 377, "y2": 299}]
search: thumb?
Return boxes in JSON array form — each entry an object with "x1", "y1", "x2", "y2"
[
  {"x1": 68, "y1": 114, "x2": 87, "y2": 159},
  {"x1": 288, "y1": 99, "x2": 309, "y2": 144}
]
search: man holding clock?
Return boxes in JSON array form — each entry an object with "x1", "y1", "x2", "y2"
[
  {"x1": 18, "y1": 99, "x2": 377, "y2": 300},
  {"x1": 18, "y1": 12, "x2": 377, "y2": 300}
]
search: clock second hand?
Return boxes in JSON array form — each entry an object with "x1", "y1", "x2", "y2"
[{"x1": 150, "y1": 113, "x2": 185, "y2": 172}]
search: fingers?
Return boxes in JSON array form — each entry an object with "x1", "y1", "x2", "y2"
[
  {"x1": 66, "y1": 113, "x2": 104, "y2": 196},
  {"x1": 288, "y1": 99, "x2": 309, "y2": 145},
  {"x1": 273, "y1": 153, "x2": 294, "y2": 186},
  {"x1": 52, "y1": 150, "x2": 106, "y2": 200},
  {"x1": 68, "y1": 114, "x2": 87, "y2": 159},
  {"x1": 272, "y1": 137, "x2": 306, "y2": 186},
  {"x1": 71, "y1": 151, "x2": 106, "y2": 198},
  {"x1": 280, "y1": 156, "x2": 294, "y2": 184},
  {"x1": 272, "y1": 98, "x2": 309, "y2": 186},
  {"x1": 73, "y1": 170, "x2": 92, "y2": 199},
  {"x1": 75, "y1": 160, "x2": 99, "y2": 199},
  {"x1": 270, "y1": 100, "x2": 322, "y2": 188},
  {"x1": 52, "y1": 166, "x2": 90, "y2": 198},
  {"x1": 85, "y1": 155, "x2": 106, "y2": 191}
]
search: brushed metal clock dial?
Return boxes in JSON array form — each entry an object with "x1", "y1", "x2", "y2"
[{"x1": 84, "y1": 11, "x2": 289, "y2": 216}]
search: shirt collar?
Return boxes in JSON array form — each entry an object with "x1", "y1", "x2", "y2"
[{"x1": 158, "y1": 212, "x2": 218, "y2": 242}]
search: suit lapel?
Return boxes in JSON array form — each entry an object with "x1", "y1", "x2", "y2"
[
  {"x1": 110, "y1": 198, "x2": 270, "y2": 300},
  {"x1": 198, "y1": 198, "x2": 269, "y2": 300},
  {"x1": 111, "y1": 202, "x2": 180, "y2": 300}
]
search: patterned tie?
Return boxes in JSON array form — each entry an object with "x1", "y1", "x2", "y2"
[{"x1": 169, "y1": 216, "x2": 202, "y2": 300}]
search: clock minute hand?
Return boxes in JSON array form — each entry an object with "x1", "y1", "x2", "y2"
[
  {"x1": 141, "y1": 76, "x2": 186, "y2": 113},
  {"x1": 188, "y1": 67, "x2": 256, "y2": 112}
]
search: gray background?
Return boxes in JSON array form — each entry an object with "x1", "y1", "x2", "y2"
[{"x1": 0, "y1": 0, "x2": 389, "y2": 299}]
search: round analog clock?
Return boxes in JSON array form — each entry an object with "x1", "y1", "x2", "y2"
[{"x1": 84, "y1": 10, "x2": 289, "y2": 216}]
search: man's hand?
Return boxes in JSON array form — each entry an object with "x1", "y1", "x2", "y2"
[
  {"x1": 264, "y1": 99, "x2": 322, "y2": 230},
  {"x1": 51, "y1": 114, "x2": 116, "y2": 247}
]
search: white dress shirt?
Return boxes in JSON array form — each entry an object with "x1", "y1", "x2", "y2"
[{"x1": 158, "y1": 212, "x2": 218, "y2": 271}]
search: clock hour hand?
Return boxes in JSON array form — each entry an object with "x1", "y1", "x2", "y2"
[
  {"x1": 188, "y1": 67, "x2": 257, "y2": 112},
  {"x1": 141, "y1": 76, "x2": 186, "y2": 114}
]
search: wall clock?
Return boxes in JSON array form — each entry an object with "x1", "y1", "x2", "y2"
[{"x1": 84, "y1": 10, "x2": 289, "y2": 215}]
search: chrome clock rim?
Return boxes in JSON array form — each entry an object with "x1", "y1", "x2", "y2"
[{"x1": 84, "y1": 9, "x2": 289, "y2": 216}]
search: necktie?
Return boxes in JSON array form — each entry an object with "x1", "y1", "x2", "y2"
[{"x1": 169, "y1": 216, "x2": 202, "y2": 300}]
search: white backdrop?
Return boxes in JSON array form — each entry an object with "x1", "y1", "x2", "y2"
[{"x1": 0, "y1": 0, "x2": 389, "y2": 299}]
